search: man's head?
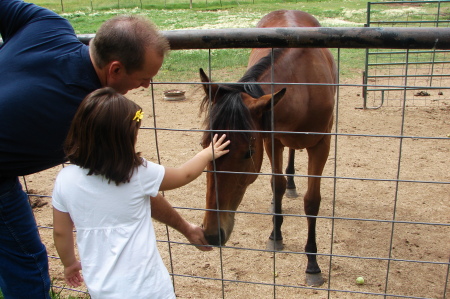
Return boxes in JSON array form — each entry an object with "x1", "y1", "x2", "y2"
[{"x1": 90, "y1": 15, "x2": 170, "y2": 94}]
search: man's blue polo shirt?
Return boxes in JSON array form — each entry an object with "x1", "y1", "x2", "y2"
[{"x1": 0, "y1": 0, "x2": 102, "y2": 176}]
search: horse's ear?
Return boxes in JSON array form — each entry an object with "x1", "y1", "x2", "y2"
[
  {"x1": 199, "y1": 68, "x2": 219, "y2": 100},
  {"x1": 247, "y1": 88, "x2": 286, "y2": 118},
  {"x1": 259, "y1": 88, "x2": 286, "y2": 111}
]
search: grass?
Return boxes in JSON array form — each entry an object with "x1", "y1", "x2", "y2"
[
  {"x1": 50, "y1": 287, "x2": 90, "y2": 299},
  {"x1": 30, "y1": 0, "x2": 448, "y2": 82},
  {"x1": 52, "y1": 0, "x2": 370, "y2": 32},
  {"x1": 37, "y1": 0, "x2": 368, "y2": 15},
  {"x1": 34, "y1": 0, "x2": 445, "y2": 81},
  {"x1": 41, "y1": 0, "x2": 374, "y2": 81}
]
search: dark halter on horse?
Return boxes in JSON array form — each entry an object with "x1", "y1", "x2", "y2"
[{"x1": 200, "y1": 48, "x2": 285, "y2": 147}]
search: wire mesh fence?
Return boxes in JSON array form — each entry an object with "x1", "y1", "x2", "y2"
[
  {"x1": 21, "y1": 27, "x2": 450, "y2": 299},
  {"x1": 363, "y1": 0, "x2": 450, "y2": 109}
]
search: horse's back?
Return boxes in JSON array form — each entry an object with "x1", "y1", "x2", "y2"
[
  {"x1": 249, "y1": 10, "x2": 336, "y2": 144},
  {"x1": 257, "y1": 10, "x2": 321, "y2": 28},
  {"x1": 250, "y1": 10, "x2": 336, "y2": 90},
  {"x1": 248, "y1": 10, "x2": 334, "y2": 76}
]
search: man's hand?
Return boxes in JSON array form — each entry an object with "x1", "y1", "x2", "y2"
[{"x1": 183, "y1": 223, "x2": 213, "y2": 252}]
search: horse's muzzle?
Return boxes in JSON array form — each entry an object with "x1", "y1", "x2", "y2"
[{"x1": 205, "y1": 228, "x2": 226, "y2": 246}]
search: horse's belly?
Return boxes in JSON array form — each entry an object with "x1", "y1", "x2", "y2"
[{"x1": 276, "y1": 133, "x2": 325, "y2": 150}]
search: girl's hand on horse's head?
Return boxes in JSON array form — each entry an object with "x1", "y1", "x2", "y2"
[{"x1": 210, "y1": 134, "x2": 230, "y2": 160}]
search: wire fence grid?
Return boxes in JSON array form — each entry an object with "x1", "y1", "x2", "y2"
[
  {"x1": 20, "y1": 27, "x2": 450, "y2": 299},
  {"x1": 363, "y1": 0, "x2": 450, "y2": 109}
]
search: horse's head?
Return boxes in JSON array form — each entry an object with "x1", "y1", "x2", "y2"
[{"x1": 199, "y1": 68, "x2": 285, "y2": 246}]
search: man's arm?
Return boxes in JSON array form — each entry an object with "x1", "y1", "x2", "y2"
[
  {"x1": 150, "y1": 193, "x2": 212, "y2": 251},
  {"x1": 0, "y1": 0, "x2": 58, "y2": 42}
]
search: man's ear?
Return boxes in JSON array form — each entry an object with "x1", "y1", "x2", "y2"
[{"x1": 108, "y1": 61, "x2": 123, "y2": 78}]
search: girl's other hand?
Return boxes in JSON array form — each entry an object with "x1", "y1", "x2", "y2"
[{"x1": 64, "y1": 260, "x2": 84, "y2": 287}]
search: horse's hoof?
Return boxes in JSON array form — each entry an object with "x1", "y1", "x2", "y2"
[
  {"x1": 305, "y1": 273, "x2": 324, "y2": 287},
  {"x1": 285, "y1": 188, "x2": 299, "y2": 198},
  {"x1": 266, "y1": 239, "x2": 284, "y2": 251}
]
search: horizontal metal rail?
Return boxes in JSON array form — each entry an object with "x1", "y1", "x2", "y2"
[
  {"x1": 367, "y1": 61, "x2": 450, "y2": 66},
  {"x1": 76, "y1": 27, "x2": 450, "y2": 50},
  {"x1": 370, "y1": 0, "x2": 449, "y2": 4},
  {"x1": 369, "y1": 20, "x2": 450, "y2": 25},
  {"x1": 366, "y1": 74, "x2": 450, "y2": 78},
  {"x1": 3, "y1": 27, "x2": 448, "y2": 49},
  {"x1": 368, "y1": 49, "x2": 450, "y2": 55}
]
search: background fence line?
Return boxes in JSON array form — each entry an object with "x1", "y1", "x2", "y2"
[{"x1": 363, "y1": 0, "x2": 450, "y2": 108}]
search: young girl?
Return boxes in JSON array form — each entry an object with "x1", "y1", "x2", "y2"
[{"x1": 52, "y1": 87, "x2": 230, "y2": 299}]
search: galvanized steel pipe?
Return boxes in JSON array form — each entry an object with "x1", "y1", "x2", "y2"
[{"x1": 76, "y1": 27, "x2": 450, "y2": 50}]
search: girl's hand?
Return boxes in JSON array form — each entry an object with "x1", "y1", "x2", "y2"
[
  {"x1": 64, "y1": 260, "x2": 84, "y2": 287},
  {"x1": 206, "y1": 134, "x2": 230, "y2": 160}
]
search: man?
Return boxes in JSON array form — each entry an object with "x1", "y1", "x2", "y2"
[{"x1": 0, "y1": 1, "x2": 210, "y2": 298}]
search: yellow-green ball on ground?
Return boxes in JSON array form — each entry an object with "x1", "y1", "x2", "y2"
[{"x1": 356, "y1": 276, "x2": 365, "y2": 285}]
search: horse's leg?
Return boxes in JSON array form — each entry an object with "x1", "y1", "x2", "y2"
[
  {"x1": 285, "y1": 148, "x2": 299, "y2": 198},
  {"x1": 265, "y1": 140, "x2": 286, "y2": 251},
  {"x1": 303, "y1": 136, "x2": 331, "y2": 287}
]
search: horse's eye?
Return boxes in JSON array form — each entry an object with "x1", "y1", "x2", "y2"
[{"x1": 244, "y1": 148, "x2": 255, "y2": 159}]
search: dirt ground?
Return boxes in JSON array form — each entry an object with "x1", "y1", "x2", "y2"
[{"x1": 25, "y1": 74, "x2": 449, "y2": 298}]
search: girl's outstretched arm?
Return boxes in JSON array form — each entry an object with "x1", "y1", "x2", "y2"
[
  {"x1": 159, "y1": 134, "x2": 230, "y2": 191},
  {"x1": 53, "y1": 208, "x2": 84, "y2": 287}
]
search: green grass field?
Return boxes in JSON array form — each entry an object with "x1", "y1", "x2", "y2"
[
  {"x1": 28, "y1": 0, "x2": 447, "y2": 82},
  {"x1": 39, "y1": 0, "x2": 374, "y2": 81}
]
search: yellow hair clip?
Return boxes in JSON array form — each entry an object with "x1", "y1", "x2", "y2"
[{"x1": 133, "y1": 109, "x2": 144, "y2": 122}]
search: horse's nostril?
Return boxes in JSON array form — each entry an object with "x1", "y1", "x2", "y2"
[
  {"x1": 205, "y1": 228, "x2": 226, "y2": 246},
  {"x1": 205, "y1": 234, "x2": 220, "y2": 246}
]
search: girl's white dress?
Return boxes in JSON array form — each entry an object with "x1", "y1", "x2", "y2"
[{"x1": 52, "y1": 159, "x2": 175, "y2": 299}]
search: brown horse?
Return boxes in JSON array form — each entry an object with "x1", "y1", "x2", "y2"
[{"x1": 199, "y1": 10, "x2": 336, "y2": 286}]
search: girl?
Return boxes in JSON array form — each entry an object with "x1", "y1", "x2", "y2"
[{"x1": 52, "y1": 87, "x2": 230, "y2": 299}]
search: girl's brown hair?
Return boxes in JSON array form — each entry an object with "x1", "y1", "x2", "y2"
[{"x1": 65, "y1": 87, "x2": 144, "y2": 185}]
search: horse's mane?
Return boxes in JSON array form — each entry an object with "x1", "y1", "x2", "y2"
[
  {"x1": 239, "y1": 48, "x2": 285, "y2": 84},
  {"x1": 201, "y1": 49, "x2": 285, "y2": 145}
]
